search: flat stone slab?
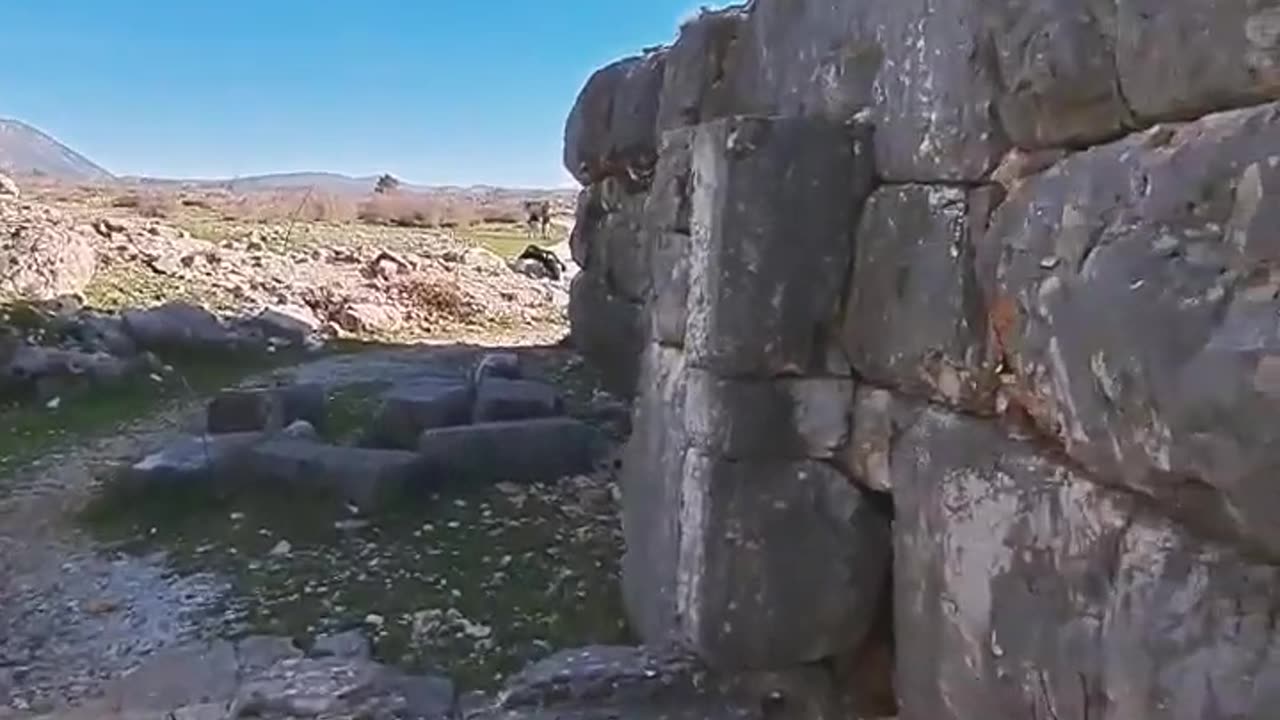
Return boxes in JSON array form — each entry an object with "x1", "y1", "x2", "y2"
[
  {"x1": 369, "y1": 377, "x2": 472, "y2": 449},
  {"x1": 418, "y1": 418, "x2": 607, "y2": 486},
  {"x1": 471, "y1": 378, "x2": 565, "y2": 424},
  {"x1": 124, "y1": 432, "x2": 263, "y2": 489},
  {"x1": 240, "y1": 438, "x2": 426, "y2": 510}
]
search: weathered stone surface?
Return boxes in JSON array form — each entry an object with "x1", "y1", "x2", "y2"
[
  {"x1": 986, "y1": 0, "x2": 1132, "y2": 148},
  {"x1": 335, "y1": 302, "x2": 403, "y2": 334},
  {"x1": 571, "y1": 178, "x2": 649, "y2": 300},
  {"x1": 620, "y1": 345, "x2": 689, "y2": 643},
  {"x1": 236, "y1": 657, "x2": 455, "y2": 720},
  {"x1": 310, "y1": 630, "x2": 372, "y2": 661},
  {"x1": 658, "y1": 8, "x2": 749, "y2": 132},
  {"x1": 206, "y1": 383, "x2": 326, "y2": 434},
  {"x1": 474, "y1": 645, "x2": 829, "y2": 720},
  {"x1": 471, "y1": 351, "x2": 522, "y2": 386},
  {"x1": 253, "y1": 304, "x2": 321, "y2": 344},
  {"x1": 124, "y1": 432, "x2": 262, "y2": 489},
  {"x1": 985, "y1": 102, "x2": 1280, "y2": 558},
  {"x1": 686, "y1": 115, "x2": 872, "y2": 377},
  {"x1": 369, "y1": 378, "x2": 472, "y2": 450},
  {"x1": 721, "y1": 0, "x2": 870, "y2": 120},
  {"x1": 564, "y1": 51, "x2": 667, "y2": 187},
  {"x1": 840, "y1": 387, "x2": 922, "y2": 494},
  {"x1": 1118, "y1": 0, "x2": 1280, "y2": 123},
  {"x1": 105, "y1": 641, "x2": 239, "y2": 712},
  {"x1": 893, "y1": 409, "x2": 1280, "y2": 720},
  {"x1": 678, "y1": 452, "x2": 891, "y2": 669},
  {"x1": 568, "y1": 272, "x2": 644, "y2": 398},
  {"x1": 471, "y1": 378, "x2": 564, "y2": 423},
  {"x1": 240, "y1": 438, "x2": 425, "y2": 510},
  {"x1": 0, "y1": 173, "x2": 18, "y2": 198},
  {"x1": 418, "y1": 418, "x2": 607, "y2": 486},
  {"x1": 684, "y1": 371, "x2": 853, "y2": 461},
  {"x1": 122, "y1": 302, "x2": 254, "y2": 353},
  {"x1": 865, "y1": 0, "x2": 1008, "y2": 181},
  {"x1": 843, "y1": 184, "x2": 996, "y2": 410},
  {"x1": 645, "y1": 127, "x2": 695, "y2": 237},
  {"x1": 0, "y1": 220, "x2": 96, "y2": 302},
  {"x1": 646, "y1": 128, "x2": 696, "y2": 347}
]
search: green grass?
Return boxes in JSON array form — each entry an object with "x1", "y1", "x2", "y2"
[
  {"x1": 81, "y1": 473, "x2": 629, "y2": 691},
  {"x1": 0, "y1": 347, "x2": 326, "y2": 480},
  {"x1": 459, "y1": 222, "x2": 567, "y2": 260}
]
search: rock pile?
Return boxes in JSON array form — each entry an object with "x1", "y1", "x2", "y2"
[
  {"x1": 125, "y1": 353, "x2": 608, "y2": 510},
  {"x1": 566, "y1": 1, "x2": 1280, "y2": 718}
]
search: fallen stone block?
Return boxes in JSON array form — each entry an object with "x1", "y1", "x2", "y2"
[
  {"x1": 206, "y1": 383, "x2": 326, "y2": 434},
  {"x1": 104, "y1": 640, "x2": 239, "y2": 713},
  {"x1": 368, "y1": 377, "x2": 472, "y2": 450},
  {"x1": 240, "y1": 438, "x2": 426, "y2": 510},
  {"x1": 253, "y1": 304, "x2": 322, "y2": 344},
  {"x1": 893, "y1": 408, "x2": 1280, "y2": 720},
  {"x1": 418, "y1": 418, "x2": 607, "y2": 486},
  {"x1": 471, "y1": 378, "x2": 564, "y2": 423},
  {"x1": 685, "y1": 115, "x2": 873, "y2": 377},
  {"x1": 677, "y1": 452, "x2": 891, "y2": 670},
  {"x1": 123, "y1": 432, "x2": 263, "y2": 489}
]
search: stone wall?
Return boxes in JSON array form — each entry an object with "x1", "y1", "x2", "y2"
[{"x1": 565, "y1": 1, "x2": 1280, "y2": 718}]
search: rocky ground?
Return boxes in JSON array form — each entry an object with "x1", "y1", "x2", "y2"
[{"x1": 0, "y1": 175, "x2": 683, "y2": 719}]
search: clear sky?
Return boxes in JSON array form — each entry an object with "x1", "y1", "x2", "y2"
[{"x1": 0, "y1": 1, "x2": 712, "y2": 188}]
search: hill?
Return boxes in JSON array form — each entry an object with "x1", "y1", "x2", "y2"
[{"x1": 0, "y1": 118, "x2": 115, "y2": 182}]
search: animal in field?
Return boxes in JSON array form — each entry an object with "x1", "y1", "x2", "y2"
[{"x1": 524, "y1": 200, "x2": 552, "y2": 239}]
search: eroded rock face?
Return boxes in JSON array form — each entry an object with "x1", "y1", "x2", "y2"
[
  {"x1": 894, "y1": 409, "x2": 1280, "y2": 720},
  {"x1": 563, "y1": 51, "x2": 667, "y2": 187},
  {"x1": 985, "y1": 102, "x2": 1280, "y2": 559},
  {"x1": 0, "y1": 216, "x2": 97, "y2": 301}
]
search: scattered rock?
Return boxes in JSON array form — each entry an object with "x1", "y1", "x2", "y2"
[
  {"x1": 336, "y1": 302, "x2": 404, "y2": 334},
  {"x1": 0, "y1": 173, "x2": 18, "y2": 198},
  {"x1": 311, "y1": 629, "x2": 373, "y2": 661},
  {"x1": 254, "y1": 304, "x2": 322, "y2": 344},
  {"x1": 0, "y1": 214, "x2": 97, "y2": 301},
  {"x1": 471, "y1": 351, "x2": 522, "y2": 386}
]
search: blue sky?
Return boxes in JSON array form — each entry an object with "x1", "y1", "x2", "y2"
[{"x1": 0, "y1": 2, "x2": 712, "y2": 188}]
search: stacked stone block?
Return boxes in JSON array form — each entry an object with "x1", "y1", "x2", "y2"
[{"x1": 567, "y1": 0, "x2": 1280, "y2": 717}]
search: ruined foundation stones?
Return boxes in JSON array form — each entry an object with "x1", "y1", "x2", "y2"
[
  {"x1": 126, "y1": 354, "x2": 606, "y2": 510},
  {"x1": 566, "y1": 0, "x2": 1280, "y2": 717}
]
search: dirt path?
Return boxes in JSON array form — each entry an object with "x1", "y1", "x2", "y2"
[{"x1": 0, "y1": 343, "x2": 627, "y2": 714}]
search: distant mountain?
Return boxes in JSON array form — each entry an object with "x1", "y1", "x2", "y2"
[{"x1": 0, "y1": 118, "x2": 115, "y2": 182}]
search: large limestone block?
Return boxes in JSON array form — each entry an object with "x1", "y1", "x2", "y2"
[
  {"x1": 842, "y1": 184, "x2": 998, "y2": 410},
  {"x1": 568, "y1": 178, "x2": 649, "y2": 300},
  {"x1": 893, "y1": 410, "x2": 1280, "y2": 720},
  {"x1": 864, "y1": 0, "x2": 1009, "y2": 181},
  {"x1": 678, "y1": 451, "x2": 891, "y2": 670},
  {"x1": 985, "y1": 0, "x2": 1132, "y2": 148},
  {"x1": 1118, "y1": 0, "x2": 1280, "y2": 123},
  {"x1": 685, "y1": 115, "x2": 873, "y2": 377},
  {"x1": 564, "y1": 51, "x2": 667, "y2": 187},
  {"x1": 985, "y1": 102, "x2": 1280, "y2": 559},
  {"x1": 646, "y1": 128, "x2": 696, "y2": 347},
  {"x1": 658, "y1": 7, "x2": 749, "y2": 132},
  {"x1": 620, "y1": 344, "x2": 689, "y2": 643}
]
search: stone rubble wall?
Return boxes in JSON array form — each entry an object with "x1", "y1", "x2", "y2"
[{"x1": 565, "y1": 1, "x2": 1280, "y2": 718}]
